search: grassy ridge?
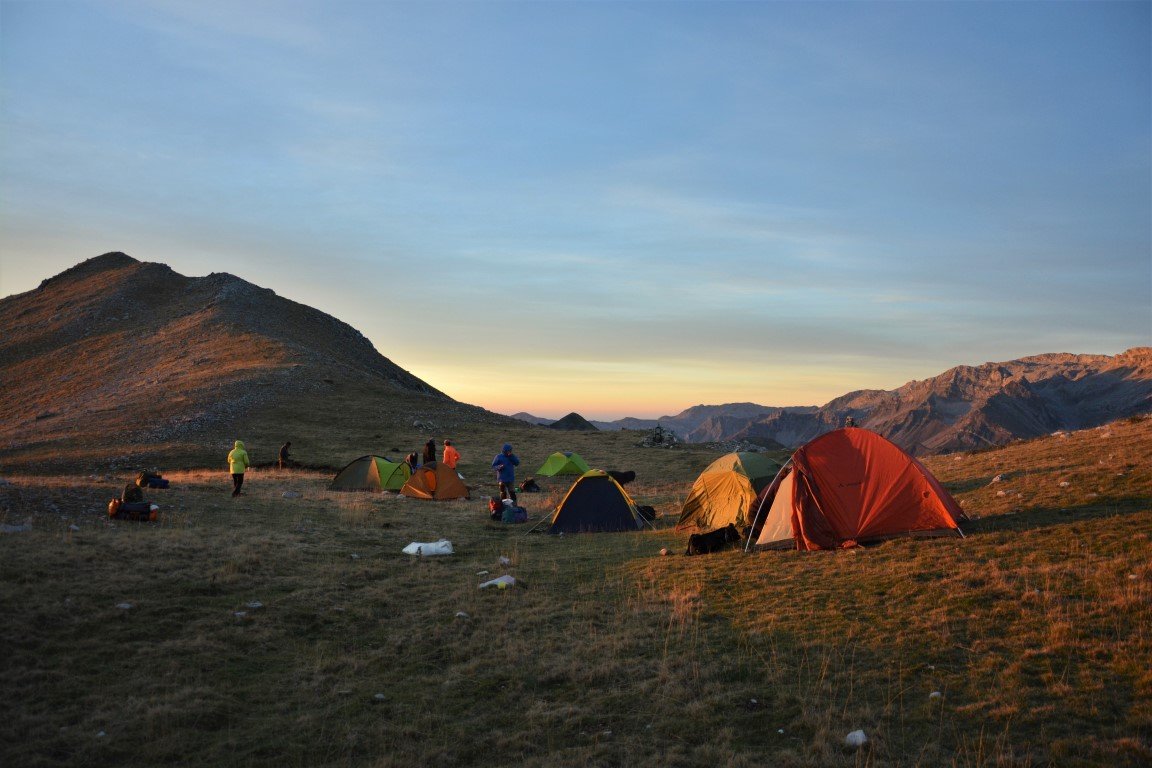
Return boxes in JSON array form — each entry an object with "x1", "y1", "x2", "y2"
[{"x1": 1, "y1": 419, "x2": 1150, "y2": 766}]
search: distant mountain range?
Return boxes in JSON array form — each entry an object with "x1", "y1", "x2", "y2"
[
  {"x1": 511, "y1": 348, "x2": 1152, "y2": 455},
  {"x1": 4, "y1": 253, "x2": 1149, "y2": 471}
]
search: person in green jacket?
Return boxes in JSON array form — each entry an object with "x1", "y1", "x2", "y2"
[{"x1": 227, "y1": 440, "x2": 250, "y2": 497}]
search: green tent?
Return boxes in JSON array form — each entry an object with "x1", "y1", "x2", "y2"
[
  {"x1": 675, "y1": 452, "x2": 782, "y2": 531},
  {"x1": 535, "y1": 451, "x2": 592, "y2": 477},
  {"x1": 330, "y1": 455, "x2": 411, "y2": 491}
]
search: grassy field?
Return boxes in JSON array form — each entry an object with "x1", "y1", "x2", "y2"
[{"x1": 1, "y1": 417, "x2": 1150, "y2": 767}]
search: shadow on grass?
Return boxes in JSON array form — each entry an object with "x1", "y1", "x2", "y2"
[{"x1": 962, "y1": 497, "x2": 1150, "y2": 535}]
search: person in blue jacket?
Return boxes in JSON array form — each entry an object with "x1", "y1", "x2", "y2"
[{"x1": 491, "y1": 443, "x2": 521, "y2": 505}]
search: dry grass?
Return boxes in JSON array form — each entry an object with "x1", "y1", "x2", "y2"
[{"x1": 1, "y1": 419, "x2": 1150, "y2": 766}]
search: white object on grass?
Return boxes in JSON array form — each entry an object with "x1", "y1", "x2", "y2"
[
  {"x1": 845, "y1": 730, "x2": 867, "y2": 748},
  {"x1": 479, "y1": 575, "x2": 516, "y2": 590},
  {"x1": 402, "y1": 540, "x2": 453, "y2": 556}
]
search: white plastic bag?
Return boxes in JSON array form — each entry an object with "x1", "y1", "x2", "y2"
[
  {"x1": 402, "y1": 540, "x2": 453, "y2": 556},
  {"x1": 479, "y1": 574, "x2": 517, "y2": 589}
]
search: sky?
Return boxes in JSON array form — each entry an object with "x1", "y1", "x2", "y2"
[{"x1": 1, "y1": 0, "x2": 1149, "y2": 420}]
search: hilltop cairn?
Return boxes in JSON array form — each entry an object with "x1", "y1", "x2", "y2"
[{"x1": 638, "y1": 424, "x2": 681, "y2": 449}]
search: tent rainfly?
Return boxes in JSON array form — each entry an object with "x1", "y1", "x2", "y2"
[
  {"x1": 747, "y1": 428, "x2": 967, "y2": 551},
  {"x1": 330, "y1": 456, "x2": 411, "y2": 492},
  {"x1": 535, "y1": 451, "x2": 592, "y2": 477},
  {"x1": 676, "y1": 451, "x2": 783, "y2": 531}
]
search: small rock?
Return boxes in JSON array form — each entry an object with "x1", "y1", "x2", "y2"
[
  {"x1": 455, "y1": 611, "x2": 469, "y2": 619},
  {"x1": 283, "y1": 491, "x2": 302, "y2": 499},
  {"x1": 929, "y1": 691, "x2": 942, "y2": 699},
  {"x1": 373, "y1": 693, "x2": 386, "y2": 701},
  {"x1": 659, "y1": 548, "x2": 669, "y2": 556},
  {"x1": 97, "y1": 730, "x2": 106, "y2": 738},
  {"x1": 778, "y1": 729, "x2": 785, "y2": 734},
  {"x1": 116, "y1": 603, "x2": 133, "y2": 610},
  {"x1": 245, "y1": 601, "x2": 264, "y2": 610},
  {"x1": 69, "y1": 524, "x2": 80, "y2": 532},
  {"x1": 499, "y1": 556, "x2": 511, "y2": 566},
  {"x1": 350, "y1": 554, "x2": 360, "y2": 560},
  {"x1": 845, "y1": 730, "x2": 867, "y2": 748},
  {"x1": 234, "y1": 611, "x2": 248, "y2": 618}
]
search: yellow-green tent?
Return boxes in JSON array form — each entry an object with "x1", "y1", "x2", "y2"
[
  {"x1": 330, "y1": 455, "x2": 411, "y2": 491},
  {"x1": 536, "y1": 451, "x2": 591, "y2": 477},
  {"x1": 675, "y1": 452, "x2": 782, "y2": 531}
]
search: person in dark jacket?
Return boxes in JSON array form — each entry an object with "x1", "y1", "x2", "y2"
[
  {"x1": 491, "y1": 443, "x2": 520, "y2": 505},
  {"x1": 122, "y1": 482, "x2": 145, "y2": 504},
  {"x1": 278, "y1": 441, "x2": 292, "y2": 470},
  {"x1": 422, "y1": 439, "x2": 436, "y2": 466}
]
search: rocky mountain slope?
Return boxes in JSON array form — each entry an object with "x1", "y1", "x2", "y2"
[
  {"x1": 0, "y1": 253, "x2": 509, "y2": 471},
  {"x1": 515, "y1": 351, "x2": 1152, "y2": 455},
  {"x1": 591, "y1": 350, "x2": 1152, "y2": 455}
]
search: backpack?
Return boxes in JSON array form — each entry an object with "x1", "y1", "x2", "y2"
[{"x1": 501, "y1": 504, "x2": 528, "y2": 524}]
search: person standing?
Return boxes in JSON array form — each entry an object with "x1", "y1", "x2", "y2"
[
  {"x1": 422, "y1": 439, "x2": 436, "y2": 466},
  {"x1": 491, "y1": 443, "x2": 520, "y2": 505},
  {"x1": 278, "y1": 441, "x2": 292, "y2": 470},
  {"x1": 442, "y1": 439, "x2": 460, "y2": 470},
  {"x1": 228, "y1": 440, "x2": 250, "y2": 497}
]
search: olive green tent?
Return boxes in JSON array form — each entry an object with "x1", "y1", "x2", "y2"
[
  {"x1": 536, "y1": 451, "x2": 592, "y2": 477},
  {"x1": 675, "y1": 452, "x2": 782, "y2": 531},
  {"x1": 330, "y1": 455, "x2": 411, "y2": 492}
]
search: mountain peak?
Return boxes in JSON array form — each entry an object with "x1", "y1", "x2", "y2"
[
  {"x1": 38, "y1": 251, "x2": 139, "y2": 288},
  {"x1": 1, "y1": 252, "x2": 452, "y2": 471}
]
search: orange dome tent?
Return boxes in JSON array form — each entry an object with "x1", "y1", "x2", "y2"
[
  {"x1": 401, "y1": 461, "x2": 470, "y2": 501},
  {"x1": 747, "y1": 428, "x2": 966, "y2": 551}
]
